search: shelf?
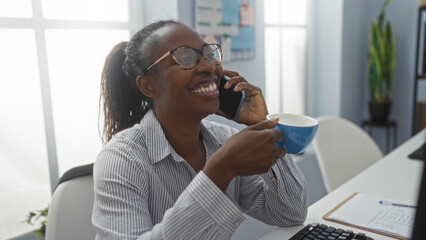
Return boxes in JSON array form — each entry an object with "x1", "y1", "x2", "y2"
[{"x1": 416, "y1": 74, "x2": 426, "y2": 79}]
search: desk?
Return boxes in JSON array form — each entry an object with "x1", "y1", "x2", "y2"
[{"x1": 260, "y1": 129, "x2": 426, "y2": 240}]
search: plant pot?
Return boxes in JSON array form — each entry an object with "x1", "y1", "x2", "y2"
[{"x1": 369, "y1": 100, "x2": 391, "y2": 124}]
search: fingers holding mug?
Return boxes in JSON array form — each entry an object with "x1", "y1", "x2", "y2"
[{"x1": 266, "y1": 113, "x2": 318, "y2": 155}]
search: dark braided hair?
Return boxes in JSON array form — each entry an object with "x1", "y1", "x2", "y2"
[{"x1": 99, "y1": 20, "x2": 179, "y2": 145}]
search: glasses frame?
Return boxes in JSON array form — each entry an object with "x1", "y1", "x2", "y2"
[{"x1": 142, "y1": 43, "x2": 222, "y2": 75}]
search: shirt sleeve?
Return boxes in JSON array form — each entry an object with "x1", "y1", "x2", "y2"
[
  {"x1": 139, "y1": 171, "x2": 246, "y2": 240},
  {"x1": 92, "y1": 147, "x2": 245, "y2": 240},
  {"x1": 237, "y1": 154, "x2": 308, "y2": 227}
]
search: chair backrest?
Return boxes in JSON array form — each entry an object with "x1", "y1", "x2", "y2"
[
  {"x1": 312, "y1": 116, "x2": 383, "y2": 193},
  {"x1": 45, "y1": 163, "x2": 96, "y2": 240}
]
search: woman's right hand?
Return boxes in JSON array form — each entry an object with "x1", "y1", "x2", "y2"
[{"x1": 203, "y1": 118, "x2": 286, "y2": 192}]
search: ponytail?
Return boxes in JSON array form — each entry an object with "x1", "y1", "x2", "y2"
[
  {"x1": 99, "y1": 20, "x2": 180, "y2": 145},
  {"x1": 99, "y1": 42, "x2": 150, "y2": 145}
]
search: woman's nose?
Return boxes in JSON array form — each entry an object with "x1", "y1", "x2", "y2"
[{"x1": 194, "y1": 55, "x2": 216, "y2": 73}]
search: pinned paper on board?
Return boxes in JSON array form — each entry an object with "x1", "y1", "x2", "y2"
[
  {"x1": 221, "y1": 35, "x2": 232, "y2": 62},
  {"x1": 231, "y1": 26, "x2": 254, "y2": 50},
  {"x1": 222, "y1": 0, "x2": 239, "y2": 25},
  {"x1": 239, "y1": 3, "x2": 254, "y2": 26},
  {"x1": 195, "y1": 0, "x2": 255, "y2": 61},
  {"x1": 195, "y1": 0, "x2": 238, "y2": 36}
]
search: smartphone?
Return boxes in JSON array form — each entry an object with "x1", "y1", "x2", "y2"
[{"x1": 219, "y1": 75, "x2": 245, "y2": 119}]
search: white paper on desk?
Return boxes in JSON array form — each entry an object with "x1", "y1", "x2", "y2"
[{"x1": 328, "y1": 193, "x2": 416, "y2": 239}]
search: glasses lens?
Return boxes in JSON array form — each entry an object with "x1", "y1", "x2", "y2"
[
  {"x1": 203, "y1": 44, "x2": 222, "y2": 65},
  {"x1": 173, "y1": 47, "x2": 198, "y2": 69}
]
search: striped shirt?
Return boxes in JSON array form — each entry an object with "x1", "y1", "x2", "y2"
[{"x1": 92, "y1": 110, "x2": 308, "y2": 240}]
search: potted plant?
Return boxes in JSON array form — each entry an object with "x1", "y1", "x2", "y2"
[
  {"x1": 23, "y1": 206, "x2": 48, "y2": 240},
  {"x1": 367, "y1": 0, "x2": 396, "y2": 123}
]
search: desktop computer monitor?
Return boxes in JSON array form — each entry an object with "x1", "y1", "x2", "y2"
[{"x1": 411, "y1": 160, "x2": 425, "y2": 240}]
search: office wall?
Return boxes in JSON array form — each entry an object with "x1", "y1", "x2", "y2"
[
  {"x1": 340, "y1": 0, "x2": 370, "y2": 125},
  {"x1": 385, "y1": 0, "x2": 418, "y2": 144},
  {"x1": 309, "y1": 0, "x2": 344, "y2": 117},
  {"x1": 142, "y1": 0, "x2": 178, "y2": 22},
  {"x1": 312, "y1": 0, "x2": 419, "y2": 151}
]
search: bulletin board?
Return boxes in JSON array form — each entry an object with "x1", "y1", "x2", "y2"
[{"x1": 194, "y1": 0, "x2": 255, "y2": 62}]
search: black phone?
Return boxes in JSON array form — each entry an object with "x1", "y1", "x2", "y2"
[{"x1": 219, "y1": 75, "x2": 245, "y2": 119}]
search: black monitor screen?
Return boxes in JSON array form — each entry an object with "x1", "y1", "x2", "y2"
[{"x1": 411, "y1": 162, "x2": 426, "y2": 240}]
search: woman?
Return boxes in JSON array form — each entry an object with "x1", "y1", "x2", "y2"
[{"x1": 93, "y1": 20, "x2": 308, "y2": 239}]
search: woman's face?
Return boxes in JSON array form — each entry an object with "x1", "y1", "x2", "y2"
[{"x1": 148, "y1": 24, "x2": 223, "y2": 119}]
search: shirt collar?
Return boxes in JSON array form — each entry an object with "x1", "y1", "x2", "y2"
[
  {"x1": 200, "y1": 120, "x2": 223, "y2": 160},
  {"x1": 142, "y1": 110, "x2": 173, "y2": 164},
  {"x1": 142, "y1": 110, "x2": 223, "y2": 164}
]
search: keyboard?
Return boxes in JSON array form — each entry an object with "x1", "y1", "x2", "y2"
[
  {"x1": 289, "y1": 223, "x2": 373, "y2": 240},
  {"x1": 408, "y1": 141, "x2": 426, "y2": 160}
]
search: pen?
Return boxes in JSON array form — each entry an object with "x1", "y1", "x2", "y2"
[{"x1": 379, "y1": 200, "x2": 417, "y2": 208}]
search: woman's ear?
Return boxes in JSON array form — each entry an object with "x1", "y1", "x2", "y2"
[{"x1": 136, "y1": 75, "x2": 158, "y2": 98}]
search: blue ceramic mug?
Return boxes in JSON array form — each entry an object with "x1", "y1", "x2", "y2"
[{"x1": 267, "y1": 113, "x2": 318, "y2": 154}]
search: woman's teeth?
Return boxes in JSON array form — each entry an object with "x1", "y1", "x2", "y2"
[{"x1": 190, "y1": 82, "x2": 217, "y2": 94}]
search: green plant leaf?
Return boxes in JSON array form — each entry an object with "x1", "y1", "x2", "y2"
[
  {"x1": 371, "y1": 23, "x2": 385, "y2": 68},
  {"x1": 23, "y1": 206, "x2": 49, "y2": 238},
  {"x1": 38, "y1": 207, "x2": 48, "y2": 217},
  {"x1": 383, "y1": 21, "x2": 395, "y2": 100},
  {"x1": 378, "y1": 0, "x2": 392, "y2": 28},
  {"x1": 368, "y1": 23, "x2": 383, "y2": 101},
  {"x1": 34, "y1": 230, "x2": 43, "y2": 240},
  {"x1": 368, "y1": 40, "x2": 383, "y2": 101},
  {"x1": 367, "y1": 0, "x2": 395, "y2": 102}
]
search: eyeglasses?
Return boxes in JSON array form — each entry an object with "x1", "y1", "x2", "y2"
[{"x1": 142, "y1": 43, "x2": 223, "y2": 75}]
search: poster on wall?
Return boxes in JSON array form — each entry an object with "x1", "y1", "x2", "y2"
[
  {"x1": 195, "y1": 0, "x2": 238, "y2": 36},
  {"x1": 195, "y1": 0, "x2": 255, "y2": 61},
  {"x1": 231, "y1": 26, "x2": 254, "y2": 50}
]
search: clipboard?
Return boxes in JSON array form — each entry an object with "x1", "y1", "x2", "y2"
[{"x1": 323, "y1": 192, "x2": 413, "y2": 240}]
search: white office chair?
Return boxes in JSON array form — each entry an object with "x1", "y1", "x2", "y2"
[
  {"x1": 45, "y1": 163, "x2": 96, "y2": 240},
  {"x1": 312, "y1": 116, "x2": 383, "y2": 193}
]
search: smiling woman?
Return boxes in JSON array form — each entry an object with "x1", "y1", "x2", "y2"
[{"x1": 93, "y1": 20, "x2": 308, "y2": 240}]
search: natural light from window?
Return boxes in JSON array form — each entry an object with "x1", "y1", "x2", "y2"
[
  {"x1": 0, "y1": 28, "x2": 51, "y2": 239},
  {"x1": 0, "y1": 0, "x2": 134, "y2": 238},
  {"x1": 41, "y1": 0, "x2": 128, "y2": 21},
  {"x1": 45, "y1": 29, "x2": 129, "y2": 175},
  {"x1": 0, "y1": 0, "x2": 32, "y2": 18},
  {"x1": 264, "y1": 0, "x2": 307, "y2": 114}
]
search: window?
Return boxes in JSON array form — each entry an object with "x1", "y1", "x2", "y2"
[
  {"x1": 264, "y1": 0, "x2": 307, "y2": 114},
  {"x1": 45, "y1": 29, "x2": 129, "y2": 175},
  {"x1": 0, "y1": 1, "x2": 142, "y2": 238},
  {"x1": 0, "y1": 28, "x2": 50, "y2": 238}
]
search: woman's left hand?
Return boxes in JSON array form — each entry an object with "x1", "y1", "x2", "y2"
[{"x1": 217, "y1": 70, "x2": 268, "y2": 126}]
